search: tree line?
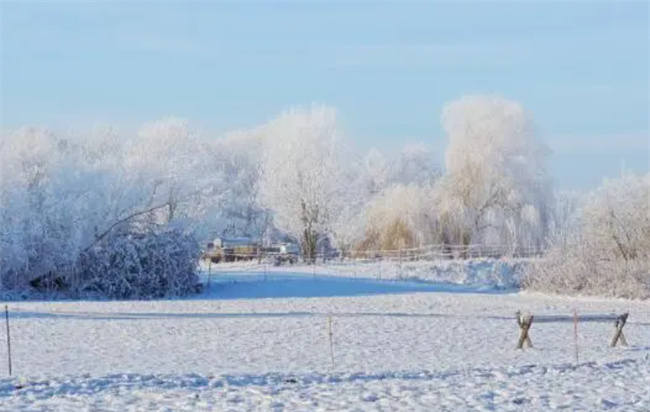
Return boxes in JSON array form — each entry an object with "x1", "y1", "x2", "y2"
[{"x1": 1, "y1": 95, "x2": 647, "y2": 298}]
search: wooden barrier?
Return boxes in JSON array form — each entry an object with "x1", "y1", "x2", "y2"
[{"x1": 515, "y1": 311, "x2": 629, "y2": 349}]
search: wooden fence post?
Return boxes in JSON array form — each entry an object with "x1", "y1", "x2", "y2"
[
  {"x1": 327, "y1": 315, "x2": 335, "y2": 368},
  {"x1": 610, "y1": 313, "x2": 629, "y2": 347},
  {"x1": 207, "y1": 259, "x2": 212, "y2": 289},
  {"x1": 4, "y1": 305, "x2": 12, "y2": 376},
  {"x1": 573, "y1": 308, "x2": 579, "y2": 364}
]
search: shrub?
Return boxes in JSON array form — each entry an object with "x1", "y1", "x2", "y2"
[
  {"x1": 74, "y1": 230, "x2": 201, "y2": 299},
  {"x1": 523, "y1": 173, "x2": 650, "y2": 299}
]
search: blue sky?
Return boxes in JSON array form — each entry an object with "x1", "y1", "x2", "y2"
[{"x1": 1, "y1": 1, "x2": 648, "y2": 189}]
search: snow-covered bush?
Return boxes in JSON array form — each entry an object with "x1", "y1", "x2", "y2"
[
  {"x1": 388, "y1": 258, "x2": 526, "y2": 289},
  {"x1": 330, "y1": 144, "x2": 440, "y2": 258},
  {"x1": 357, "y1": 184, "x2": 439, "y2": 252},
  {"x1": 524, "y1": 172, "x2": 650, "y2": 299},
  {"x1": 75, "y1": 230, "x2": 201, "y2": 299}
]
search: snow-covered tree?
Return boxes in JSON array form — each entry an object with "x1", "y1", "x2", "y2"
[
  {"x1": 329, "y1": 158, "x2": 369, "y2": 258},
  {"x1": 0, "y1": 121, "x2": 219, "y2": 297},
  {"x1": 354, "y1": 144, "x2": 442, "y2": 254},
  {"x1": 259, "y1": 105, "x2": 349, "y2": 262},
  {"x1": 207, "y1": 129, "x2": 270, "y2": 242},
  {"x1": 0, "y1": 127, "x2": 109, "y2": 290},
  {"x1": 361, "y1": 144, "x2": 439, "y2": 193},
  {"x1": 391, "y1": 143, "x2": 439, "y2": 186},
  {"x1": 125, "y1": 117, "x2": 216, "y2": 227},
  {"x1": 546, "y1": 189, "x2": 585, "y2": 253},
  {"x1": 525, "y1": 172, "x2": 650, "y2": 298},
  {"x1": 581, "y1": 173, "x2": 650, "y2": 262},
  {"x1": 435, "y1": 95, "x2": 552, "y2": 255},
  {"x1": 362, "y1": 148, "x2": 389, "y2": 195}
]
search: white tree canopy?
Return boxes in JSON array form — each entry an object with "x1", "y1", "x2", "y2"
[
  {"x1": 392, "y1": 143, "x2": 439, "y2": 186},
  {"x1": 258, "y1": 105, "x2": 349, "y2": 257},
  {"x1": 436, "y1": 95, "x2": 552, "y2": 251},
  {"x1": 362, "y1": 148, "x2": 389, "y2": 195},
  {"x1": 207, "y1": 128, "x2": 269, "y2": 241}
]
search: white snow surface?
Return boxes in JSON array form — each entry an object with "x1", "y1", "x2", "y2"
[{"x1": 1, "y1": 264, "x2": 649, "y2": 411}]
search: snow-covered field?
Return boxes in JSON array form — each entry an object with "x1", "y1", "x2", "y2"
[{"x1": 1, "y1": 264, "x2": 649, "y2": 411}]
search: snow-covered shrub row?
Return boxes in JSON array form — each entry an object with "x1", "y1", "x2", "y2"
[
  {"x1": 377, "y1": 258, "x2": 527, "y2": 290},
  {"x1": 76, "y1": 230, "x2": 201, "y2": 299},
  {"x1": 523, "y1": 173, "x2": 650, "y2": 299}
]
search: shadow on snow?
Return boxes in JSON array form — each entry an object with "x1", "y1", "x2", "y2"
[
  {"x1": 196, "y1": 271, "x2": 513, "y2": 300},
  {"x1": 1, "y1": 270, "x2": 514, "y2": 305}
]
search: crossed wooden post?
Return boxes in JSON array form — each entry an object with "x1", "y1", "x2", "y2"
[
  {"x1": 610, "y1": 313, "x2": 629, "y2": 347},
  {"x1": 515, "y1": 311, "x2": 629, "y2": 350},
  {"x1": 516, "y1": 311, "x2": 534, "y2": 349}
]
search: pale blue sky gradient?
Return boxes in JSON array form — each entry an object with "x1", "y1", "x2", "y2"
[{"x1": 1, "y1": 1, "x2": 648, "y2": 189}]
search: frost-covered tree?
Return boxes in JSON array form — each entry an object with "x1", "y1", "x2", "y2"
[
  {"x1": 354, "y1": 144, "x2": 442, "y2": 255},
  {"x1": 525, "y1": 172, "x2": 650, "y2": 298},
  {"x1": 0, "y1": 127, "x2": 113, "y2": 289},
  {"x1": 546, "y1": 189, "x2": 585, "y2": 253},
  {"x1": 207, "y1": 129, "x2": 270, "y2": 242},
  {"x1": 436, "y1": 95, "x2": 552, "y2": 255},
  {"x1": 125, "y1": 117, "x2": 216, "y2": 227},
  {"x1": 581, "y1": 173, "x2": 650, "y2": 262},
  {"x1": 329, "y1": 158, "x2": 369, "y2": 258},
  {"x1": 362, "y1": 148, "x2": 389, "y2": 195},
  {"x1": 259, "y1": 105, "x2": 349, "y2": 262},
  {"x1": 391, "y1": 143, "x2": 440, "y2": 186},
  {"x1": 361, "y1": 144, "x2": 439, "y2": 193},
  {"x1": 0, "y1": 121, "x2": 218, "y2": 297}
]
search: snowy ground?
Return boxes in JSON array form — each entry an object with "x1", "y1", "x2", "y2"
[
  {"x1": 200, "y1": 257, "x2": 530, "y2": 289},
  {"x1": 1, "y1": 264, "x2": 649, "y2": 411}
]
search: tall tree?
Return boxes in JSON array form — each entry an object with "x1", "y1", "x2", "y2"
[
  {"x1": 436, "y1": 95, "x2": 552, "y2": 255},
  {"x1": 259, "y1": 105, "x2": 348, "y2": 263}
]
